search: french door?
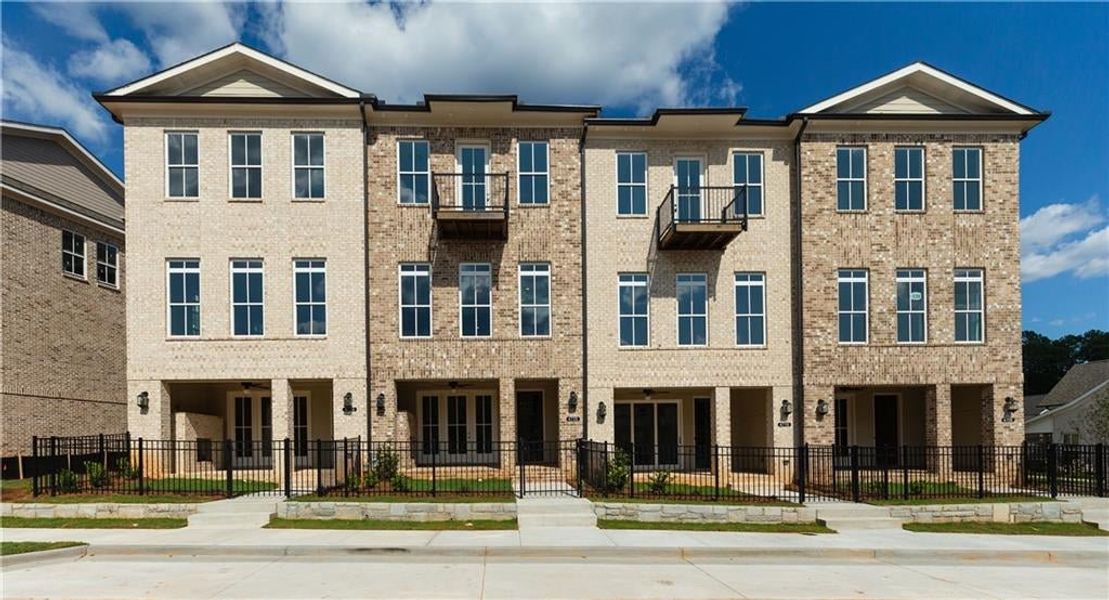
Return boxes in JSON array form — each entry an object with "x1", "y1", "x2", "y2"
[
  {"x1": 293, "y1": 394, "x2": 310, "y2": 467},
  {"x1": 458, "y1": 145, "x2": 489, "y2": 210},
  {"x1": 674, "y1": 158, "x2": 703, "y2": 222},
  {"x1": 420, "y1": 392, "x2": 496, "y2": 463},
  {"x1": 614, "y1": 401, "x2": 680, "y2": 468},
  {"x1": 230, "y1": 394, "x2": 272, "y2": 468}
]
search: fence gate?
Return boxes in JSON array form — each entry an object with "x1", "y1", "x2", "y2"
[{"x1": 515, "y1": 440, "x2": 582, "y2": 498}]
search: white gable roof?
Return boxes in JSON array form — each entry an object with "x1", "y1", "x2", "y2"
[{"x1": 799, "y1": 62, "x2": 1037, "y2": 116}]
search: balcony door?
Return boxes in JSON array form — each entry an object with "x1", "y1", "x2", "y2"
[
  {"x1": 674, "y1": 157, "x2": 703, "y2": 222},
  {"x1": 457, "y1": 144, "x2": 489, "y2": 210}
]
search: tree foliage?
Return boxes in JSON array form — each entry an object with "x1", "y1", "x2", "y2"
[{"x1": 1023, "y1": 329, "x2": 1109, "y2": 395}]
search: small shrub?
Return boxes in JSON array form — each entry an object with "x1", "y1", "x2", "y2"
[
  {"x1": 56, "y1": 469, "x2": 79, "y2": 493},
  {"x1": 908, "y1": 481, "x2": 926, "y2": 496},
  {"x1": 605, "y1": 450, "x2": 630, "y2": 493},
  {"x1": 83, "y1": 461, "x2": 109, "y2": 488},
  {"x1": 864, "y1": 481, "x2": 887, "y2": 495},
  {"x1": 374, "y1": 448, "x2": 400, "y2": 483},
  {"x1": 361, "y1": 470, "x2": 379, "y2": 490},
  {"x1": 115, "y1": 457, "x2": 140, "y2": 480},
  {"x1": 646, "y1": 470, "x2": 672, "y2": 495},
  {"x1": 391, "y1": 475, "x2": 410, "y2": 493}
]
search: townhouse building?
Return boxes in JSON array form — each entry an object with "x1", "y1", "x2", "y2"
[{"x1": 1, "y1": 121, "x2": 127, "y2": 456}]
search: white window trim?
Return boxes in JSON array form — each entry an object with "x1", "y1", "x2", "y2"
[
  {"x1": 734, "y1": 272, "x2": 766, "y2": 348},
  {"x1": 895, "y1": 268, "x2": 928, "y2": 344},
  {"x1": 731, "y1": 151, "x2": 765, "y2": 217},
  {"x1": 459, "y1": 262, "x2": 492, "y2": 339},
  {"x1": 164, "y1": 131, "x2": 199, "y2": 200},
  {"x1": 676, "y1": 272, "x2": 708, "y2": 347},
  {"x1": 836, "y1": 146, "x2": 867, "y2": 212},
  {"x1": 292, "y1": 259, "x2": 326, "y2": 337},
  {"x1": 518, "y1": 263, "x2": 552, "y2": 338},
  {"x1": 291, "y1": 132, "x2": 326, "y2": 201},
  {"x1": 61, "y1": 230, "x2": 86, "y2": 280},
  {"x1": 399, "y1": 263, "x2": 433, "y2": 339},
  {"x1": 396, "y1": 139, "x2": 431, "y2": 205},
  {"x1": 228, "y1": 131, "x2": 263, "y2": 200},
  {"x1": 953, "y1": 147, "x2": 984, "y2": 212},
  {"x1": 516, "y1": 141, "x2": 550, "y2": 206},
  {"x1": 838, "y1": 269, "x2": 869, "y2": 345},
  {"x1": 229, "y1": 259, "x2": 265, "y2": 338},
  {"x1": 618, "y1": 273, "x2": 650, "y2": 348},
  {"x1": 893, "y1": 146, "x2": 926, "y2": 212},
  {"x1": 954, "y1": 268, "x2": 986, "y2": 344},
  {"x1": 96, "y1": 241, "x2": 119, "y2": 289},
  {"x1": 166, "y1": 258, "x2": 200, "y2": 338},
  {"x1": 615, "y1": 151, "x2": 649, "y2": 217}
]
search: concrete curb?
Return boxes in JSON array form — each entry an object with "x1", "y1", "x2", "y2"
[
  {"x1": 79, "y1": 543, "x2": 1108, "y2": 567},
  {"x1": 0, "y1": 544, "x2": 89, "y2": 570}
]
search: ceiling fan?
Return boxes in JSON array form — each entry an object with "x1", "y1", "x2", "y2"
[{"x1": 240, "y1": 381, "x2": 271, "y2": 391}]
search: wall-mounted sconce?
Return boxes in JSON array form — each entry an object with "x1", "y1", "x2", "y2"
[
  {"x1": 779, "y1": 399, "x2": 793, "y2": 422},
  {"x1": 1002, "y1": 396, "x2": 1018, "y2": 423},
  {"x1": 597, "y1": 401, "x2": 607, "y2": 422},
  {"x1": 568, "y1": 391, "x2": 578, "y2": 413},
  {"x1": 815, "y1": 399, "x2": 829, "y2": 419},
  {"x1": 376, "y1": 392, "x2": 386, "y2": 416},
  {"x1": 342, "y1": 392, "x2": 357, "y2": 415},
  {"x1": 136, "y1": 391, "x2": 149, "y2": 412}
]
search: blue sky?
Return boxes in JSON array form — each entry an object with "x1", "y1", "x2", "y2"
[{"x1": 2, "y1": 2, "x2": 1106, "y2": 336}]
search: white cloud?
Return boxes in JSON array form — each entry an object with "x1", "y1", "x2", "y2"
[
  {"x1": 1021, "y1": 196, "x2": 1109, "y2": 283},
  {"x1": 31, "y1": 3, "x2": 109, "y2": 43},
  {"x1": 68, "y1": 39, "x2": 152, "y2": 86},
  {"x1": 260, "y1": 1, "x2": 736, "y2": 109},
  {"x1": 120, "y1": 2, "x2": 243, "y2": 68},
  {"x1": 0, "y1": 37, "x2": 109, "y2": 142}
]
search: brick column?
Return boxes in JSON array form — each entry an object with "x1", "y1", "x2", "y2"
[
  {"x1": 589, "y1": 387, "x2": 615, "y2": 443},
  {"x1": 925, "y1": 384, "x2": 952, "y2": 447},
  {"x1": 269, "y1": 379, "x2": 292, "y2": 481},
  {"x1": 333, "y1": 377, "x2": 368, "y2": 441},
  {"x1": 368, "y1": 373, "x2": 393, "y2": 443},
  {"x1": 128, "y1": 380, "x2": 170, "y2": 440},
  {"x1": 771, "y1": 386, "x2": 796, "y2": 480},
  {"x1": 557, "y1": 377, "x2": 585, "y2": 441},
  {"x1": 802, "y1": 385, "x2": 835, "y2": 445},
  {"x1": 712, "y1": 387, "x2": 732, "y2": 476},
  {"x1": 498, "y1": 378, "x2": 516, "y2": 470}
]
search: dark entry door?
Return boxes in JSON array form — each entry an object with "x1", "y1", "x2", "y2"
[
  {"x1": 694, "y1": 398, "x2": 711, "y2": 469},
  {"x1": 516, "y1": 391, "x2": 545, "y2": 464},
  {"x1": 873, "y1": 394, "x2": 899, "y2": 467}
]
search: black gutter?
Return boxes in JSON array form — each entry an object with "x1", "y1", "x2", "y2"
[
  {"x1": 790, "y1": 116, "x2": 809, "y2": 446},
  {"x1": 585, "y1": 106, "x2": 748, "y2": 127},
  {"x1": 359, "y1": 98, "x2": 373, "y2": 441},
  {"x1": 372, "y1": 94, "x2": 599, "y2": 115}
]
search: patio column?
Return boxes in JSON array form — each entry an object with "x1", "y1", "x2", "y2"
[
  {"x1": 128, "y1": 380, "x2": 170, "y2": 440},
  {"x1": 270, "y1": 379, "x2": 292, "y2": 480},
  {"x1": 369, "y1": 373, "x2": 394, "y2": 443},
  {"x1": 589, "y1": 387, "x2": 615, "y2": 443},
  {"x1": 926, "y1": 384, "x2": 952, "y2": 475},
  {"x1": 557, "y1": 377, "x2": 585, "y2": 441},
  {"x1": 333, "y1": 377, "x2": 368, "y2": 441},
  {"x1": 499, "y1": 378, "x2": 516, "y2": 470},
  {"x1": 771, "y1": 386, "x2": 795, "y2": 480},
  {"x1": 712, "y1": 387, "x2": 732, "y2": 475},
  {"x1": 802, "y1": 385, "x2": 835, "y2": 446}
]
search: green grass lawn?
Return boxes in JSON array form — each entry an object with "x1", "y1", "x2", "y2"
[
  {"x1": 0, "y1": 541, "x2": 87, "y2": 556},
  {"x1": 129, "y1": 478, "x2": 278, "y2": 494},
  {"x1": 266, "y1": 517, "x2": 517, "y2": 530},
  {"x1": 292, "y1": 493, "x2": 512, "y2": 503},
  {"x1": 9, "y1": 493, "x2": 219, "y2": 504},
  {"x1": 587, "y1": 488, "x2": 797, "y2": 507},
  {"x1": 904, "y1": 521, "x2": 1109, "y2": 536},
  {"x1": 869, "y1": 494, "x2": 1049, "y2": 506},
  {"x1": 1, "y1": 516, "x2": 187, "y2": 529},
  {"x1": 597, "y1": 519, "x2": 834, "y2": 534}
]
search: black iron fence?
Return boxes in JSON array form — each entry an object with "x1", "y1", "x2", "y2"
[{"x1": 431, "y1": 172, "x2": 510, "y2": 214}]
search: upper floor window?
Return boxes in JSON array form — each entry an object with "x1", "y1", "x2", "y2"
[
  {"x1": 96, "y1": 242, "x2": 118, "y2": 287},
  {"x1": 399, "y1": 263, "x2": 431, "y2": 338},
  {"x1": 894, "y1": 147, "x2": 924, "y2": 211},
  {"x1": 616, "y1": 152, "x2": 647, "y2": 216},
  {"x1": 229, "y1": 132, "x2": 262, "y2": 199},
  {"x1": 518, "y1": 141, "x2": 549, "y2": 205},
  {"x1": 166, "y1": 132, "x2": 198, "y2": 198},
  {"x1": 61, "y1": 230, "x2": 85, "y2": 278},
  {"x1": 519, "y1": 263, "x2": 551, "y2": 337},
  {"x1": 618, "y1": 273, "x2": 649, "y2": 347},
  {"x1": 398, "y1": 140, "x2": 430, "y2": 204},
  {"x1": 293, "y1": 133, "x2": 325, "y2": 199},
  {"x1": 954, "y1": 268, "x2": 984, "y2": 343},
  {"x1": 836, "y1": 147, "x2": 866, "y2": 211},
  {"x1": 677, "y1": 273, "x2": 707, "y2": 346},
  {"x1": 837, "y1": 269, "x2": 868, "y2": 343},
  {"x1": 734, "y1": 272, "x2": 765, "y2": 347},
  {"x1": 895, "y1": 269, "x2": 927, "y2": 343},
  {"x1": 230, "y1": 259, "x2": 264, "y2": 336},
  {"x1": 294, "y1": 259, "x2": 326, "y2": 336},
  {"x1": 459, "y1": 263, "x2": 491, "y2": 337},
  {"x1": 953, "y1": 147, "x2": 982, "y2": 211},
  {"x1": 167, "y1": 259, "x2": 200, "y2": 337},
  {"x1": 732, "y1": 152, "x2": 764, "y2": 216}
]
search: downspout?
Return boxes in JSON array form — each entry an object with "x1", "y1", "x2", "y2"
[
  {"x1": 579, "y1": 123, "x2": 590, "y2": 441},
  {"x1": 791, "y1": 116, "x2": 809, "y2": 446},
  {"x1": 359, "y1": 98, "x2": 372, "y2": 442}
]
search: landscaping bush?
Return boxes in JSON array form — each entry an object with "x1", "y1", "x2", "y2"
[
  {"x1": 360, "y1": 470, "x2": 379, "y2": 490},
  {"x1": 56, "y1": 469, "x2": 79, "y2": 493},
  {"x1": 373, "y1": 448, "x2": 400, "y2": 483},
  {"x1": 83, "y1": 462, "x2": 109, "y2": 488},
  {"x1": 391, "y1": 475, "x2": 410, "y2": 493},
  {"x1": 909, "y1": 480, "x2": 926, "y2": 496},
  {"x1": 646, "y1": 470, "x2": 672, "y2": 495},
  {"x1": 605, "y1": 450, "x2": 630, "y2": 493},
  {"x1": 115, "y1": 457, "x2": 140, "y2": 480}
]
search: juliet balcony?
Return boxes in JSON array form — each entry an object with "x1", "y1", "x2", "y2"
[
  {"x1": 431, "y1": 172, "x2": 510, "y2": 240},
  {"x1": 656, "y1": 185, "x2": 749, "y2": 250}
]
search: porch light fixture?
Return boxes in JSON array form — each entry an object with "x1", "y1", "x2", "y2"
[
  {"x1": 815, "y1": 399, "x2": 829, "y2": 418},
  {"x1": 568, "y1": 391, "x2": 578, "y2": 413},
  {"x1": 597, "y1": 401, "x2": 607, "y2": 422},
  {"x1": 779, "y1": 399, "x2": 793, "y2": 422},
  {"x1": 376, "y1": 392, "x2": 386, "y2": 416},
  {"x1": 136, "y1": 391, "x2": 149, "y2": 412},
  {"x1": 343, "y1": 392, "x2": 357, "y2": 415},
  {"x1": 1002, "y1": 396, "x2": 1018, "y2": 423}
]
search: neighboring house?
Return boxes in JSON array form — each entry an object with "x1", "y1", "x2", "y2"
[
  {"x1": 0, "y1": 121, "x2": 126, "y2": 456},
  {"x1": 1025, "y1": 360, "x2": 1109, "y2": 444}
]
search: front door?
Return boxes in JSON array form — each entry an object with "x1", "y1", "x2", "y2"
[
  {"x1": 874, "y1": 394, "x2": 899, "y2": 467},
  {"x1": 293, "y1": 395, "x2": 309, "y2": 467},
  {"x1": 516, "y1": 391, "x2": 545, "y2": 464},
  {"x1": 616, "y1": 401, "x2": 680, "y2": 468},
  {"x1": 693, "y1": 398, "x2": 711, "y2": 470},
  {"x1": 674, "y1": 158, "x2": 703, "y2": 222},
  {"x1": 419, "y1": 391, "x2": 496, "y2": 464},
  {"x1": 230, "y1": 394, "x2": 272, "y2": 468},
  {"x1": 458, "y1": 145, "x2": 488, "y2": 210}
]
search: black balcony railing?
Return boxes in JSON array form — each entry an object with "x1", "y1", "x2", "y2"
[
  {"x1": 657, "y1": 185, "x2": 748, "y2": 250},
  {"x1": 430, "y1": 173, "x2": 510, "y2": 239}
]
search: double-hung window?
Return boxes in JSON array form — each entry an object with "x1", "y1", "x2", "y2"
[
  {"x1": 677, "y1": 273, "x2": 707, "y2": 346},
  {"x1": 167, "y1": 259, "x2": 200, "y2": 336},
  {"x1": 459, "y1": 263, "x2": 491, "y2": 337},
  {"x1": 519, "y1": 263, "x2": 551, "y2": 337},
  {"x1": 836, "y1": 147, "x2": 866, "y2": 211},
  {"x1": 96, "y1": 242, "x2": 118, "y2": 287},
  {"x1": 732, "y1": 152, "x2": 763, "y2": 216},
  {"x1": 894, "y1": 147, "x2": 924, "y2": 211},
  {"x1": 837, "y1": 269, "x2": 868, "y2": 343},
  {"x1": 166, "y1": 132, "x2": 198, "y2": 198},
  {"x1": 292, "y1": 133, "x2": 325, "y2": 199},
  {"x1": 229, "y1": 132, "x2": 262, "y2": 199},
  {"x1": 954, "y1": 269, "x2": 984, "y2": 343},
  {"x1": 734, "y1": 273, "x2": 765, "y2": 346},
  {"x1": 953, "y1": 147, "x2": 982, "y2": 211},
  {"x1": 293, "y1": 259, "x2": 326, "y2": 336},
  {"x1": 618, "y1": 274, "x2": 649, "y2": 347},
  {"x1": 398, "y1": 140, "x2": 430, "y2": 204},
  {"x1": 616, "y1": 152, "x2": 647, "y2": 216},
  {"x1": 895, "y1": 269, "x2": 927, "y2": 343},
  {"x1": 399, "y1": 264, "x2": 431, "y2": 338},
  {"x1": 230, "y1": 259, "x2": 264, "y2": 336},
  {"x1": 518, "y1": 141, "x2": 549, "y2": 205},
  {"x1": 62, "y1": 230, "x2": 85, "y2": 278}
]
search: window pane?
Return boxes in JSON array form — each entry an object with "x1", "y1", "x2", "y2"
[
  {"x1": 232, "y1": 169, "x2": 247, "y2": 197},
  {"x1": 234, "y1": 306, "x2": 248, "y2": 335},
  {"x1": 248, "y1": 169, "x2": 262, "y2": 198},
  {"x1": 853, "y1": 314, "x2": 866, "y2": 342},
  {"x1": 400, "y1": 141, "x2": 413, "y2": 171},
  {"x1": 620, "y1": 318, "x2": 633, "y2": 346},
  {"x1": 519, "y1": 143, "x2": 533, "y2": 172},
  {"x1": 618, "y1": 187, "x2": 632, "y2": 215},
  {"x1": 965, "y1": 185, "x2": 980, "y2": 210},
  {"x1": 747, "y1": 187, "x2": 762, "y2": 215},
  {"x1": 837, "y1": 181, "x2": 850, "y2": 210},
  {"x1": 309, "y1": 135, "x2": 323, "y2": 166},
  {"x1": 296, "y1": 306, "x2": 312, "y2": 335},
  {"x1": 536, "y1": 307, "x2": 550, "y2": 335},
  {"x1": 248, "y1": 272, "x2": 263, "y2": 303},
  {"x1": 233, "y1": 273, "x2": 247, "y2": 303},
  {"x1": 232, "y1": 136, "x2": 245, "y2": 165},
  {"x1": 185, "y1": 273, "x2": 199, "y2": 302},
  {"x1": 183, "y1": 134, "x2": 198, "y2": 163},
  {"x1": 296, "y1": 273, "x2": 310, "y2": 303},
  {"x1": 953, "y1": 149, "x2": 966, "y2": 179},
  {"x1": 313, "y1": 306, "x2": 326, "y2": 334},
  {"x1": 171, "y1": 306, "x2": 185, "y2": 335},
  {"x1": 186, "y1": 306, "x2": 200, "y2": 335},
  {"x1": 750, "y1": 316, "x2": 765, "y2": 345},
  {"x1": 414, "y1": 141, "x2": 428, "y2": 171},
  {"x1": 534, "y1": 175, "x2": 548, "y2": 203},
  {"x1": 185, "y1": 169, "x2": 198, "y2": 197},
  {"x1": 168, "y1": 134, "x2": 182, "y2": 164},
  {"x1": 967, "y1": 150, "x2": 980, "y2": 178},
  {"x1": 850, "y1": 182, "x2": 864, "y2": 209},
  {"x1": 295, "y1": 169, "x2": 309, "y2": 198},
  {"x1": 967, "y1": 313, "x2": 981, "y2": 341},
  {"x1": 294, "y1": 136, "x2": 308, "y2": 166},
  {"x1": 836, "y1": 149, "x2": 849, "y2": 179}
]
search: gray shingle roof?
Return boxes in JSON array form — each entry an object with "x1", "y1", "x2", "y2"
[{"x1": 1039, "y1": 359, "x2": 1109, "y2": 410}]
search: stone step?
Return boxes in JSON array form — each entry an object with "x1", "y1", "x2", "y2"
[
  {"x1": 517, "y1": 513, "x2": 598, "y2": 528},
  {"x1": 516, "y1": 499, "x2": 594, "y2": 515},
  {"x1": 1080, "y1": 508, "x2": 1109, "y2": 530},
  {"x1": 194, "y1": 500, "x2": 278, "y2": 515},
  {"x1": 818, "y1": 517, "x2": 905, "y2": 531},
  {"x1": 186, "y1": 512, "x2": 273, "y2": 529}
]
